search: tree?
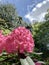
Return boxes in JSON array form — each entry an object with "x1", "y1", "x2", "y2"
[
  {"x1": 0, "y1": 4, "x2": 18, "y2": 30},
  {"x1": 0, "y1": 4, "x2": 18, "y2": 21},
  {"x1": 32, "y1": 20, "x2": 49, "y2": 59}
]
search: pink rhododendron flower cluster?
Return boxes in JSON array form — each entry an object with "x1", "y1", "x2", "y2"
[
  {"x1": 5, "y1": 35, "x2": 18, "y2": 53},
  {"x1": 0, "y1": 30, "x2": 5, "y2": 53},
  {"x1": 0, "y1": 27, "x2": 34, "y2": 54}
]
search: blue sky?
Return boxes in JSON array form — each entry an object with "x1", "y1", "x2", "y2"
[
  {"x1": 0, "y1": 0, "x2": 49, "y2": 22},
  {"x1": 0, "y1": 0, "x2": 43, "y2": 16}
]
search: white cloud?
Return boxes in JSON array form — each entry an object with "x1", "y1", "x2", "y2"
[
  {"x1": 36, "y1": 3, "x2": 43, "y2": 8},
  {"x1": 25, "y1": 12, "x2": 47, "y2": 22},
  {"x1": 43, "y1": 1, "x2": 47, "y2": 4},
  {"x1": 32, "y1": 8, "x2": 36, "y2": 12},
  {"x1": 38, "y1": 12, "x2": 47, "y2": 21},
  {"x1": 47, "y1": 0, "x2": 49, "y2": 1},
  {"x1": 25, "y1": 0, "x2": 49, "y2": 22},
  {"x1": 25, "y1": 14, "x2": 34, "y2": 22},
  {"x1": 32, "y1": 0, "x2": 47, "y2": 12}
]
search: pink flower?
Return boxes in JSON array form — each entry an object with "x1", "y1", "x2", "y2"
[
  {"x1": 9, "y1": 26, "x2": 35, "y2": 53},
  {"x1": 0, "y1": 27, "x2": 34, "y2": 54},
  {"x1": 0, "y1": 30, "x2": 5, "y2": 53},
  {"x1": 5, "y1": 35, "x2": 18, "y2": 53},
  {"x1": 35, "y1": 62, "x2": 42, "y2": 65}
]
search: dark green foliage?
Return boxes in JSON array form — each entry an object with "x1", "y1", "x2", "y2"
[
  {"x1": 0, "y1": 53, "x2": 20, "y2": 65},
  {"x1": 32, "y1": 21, "x2": 49, "y2": 65},
  {"x1": 32, "y1": 21, "x2": 49, "y2": 60}
]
